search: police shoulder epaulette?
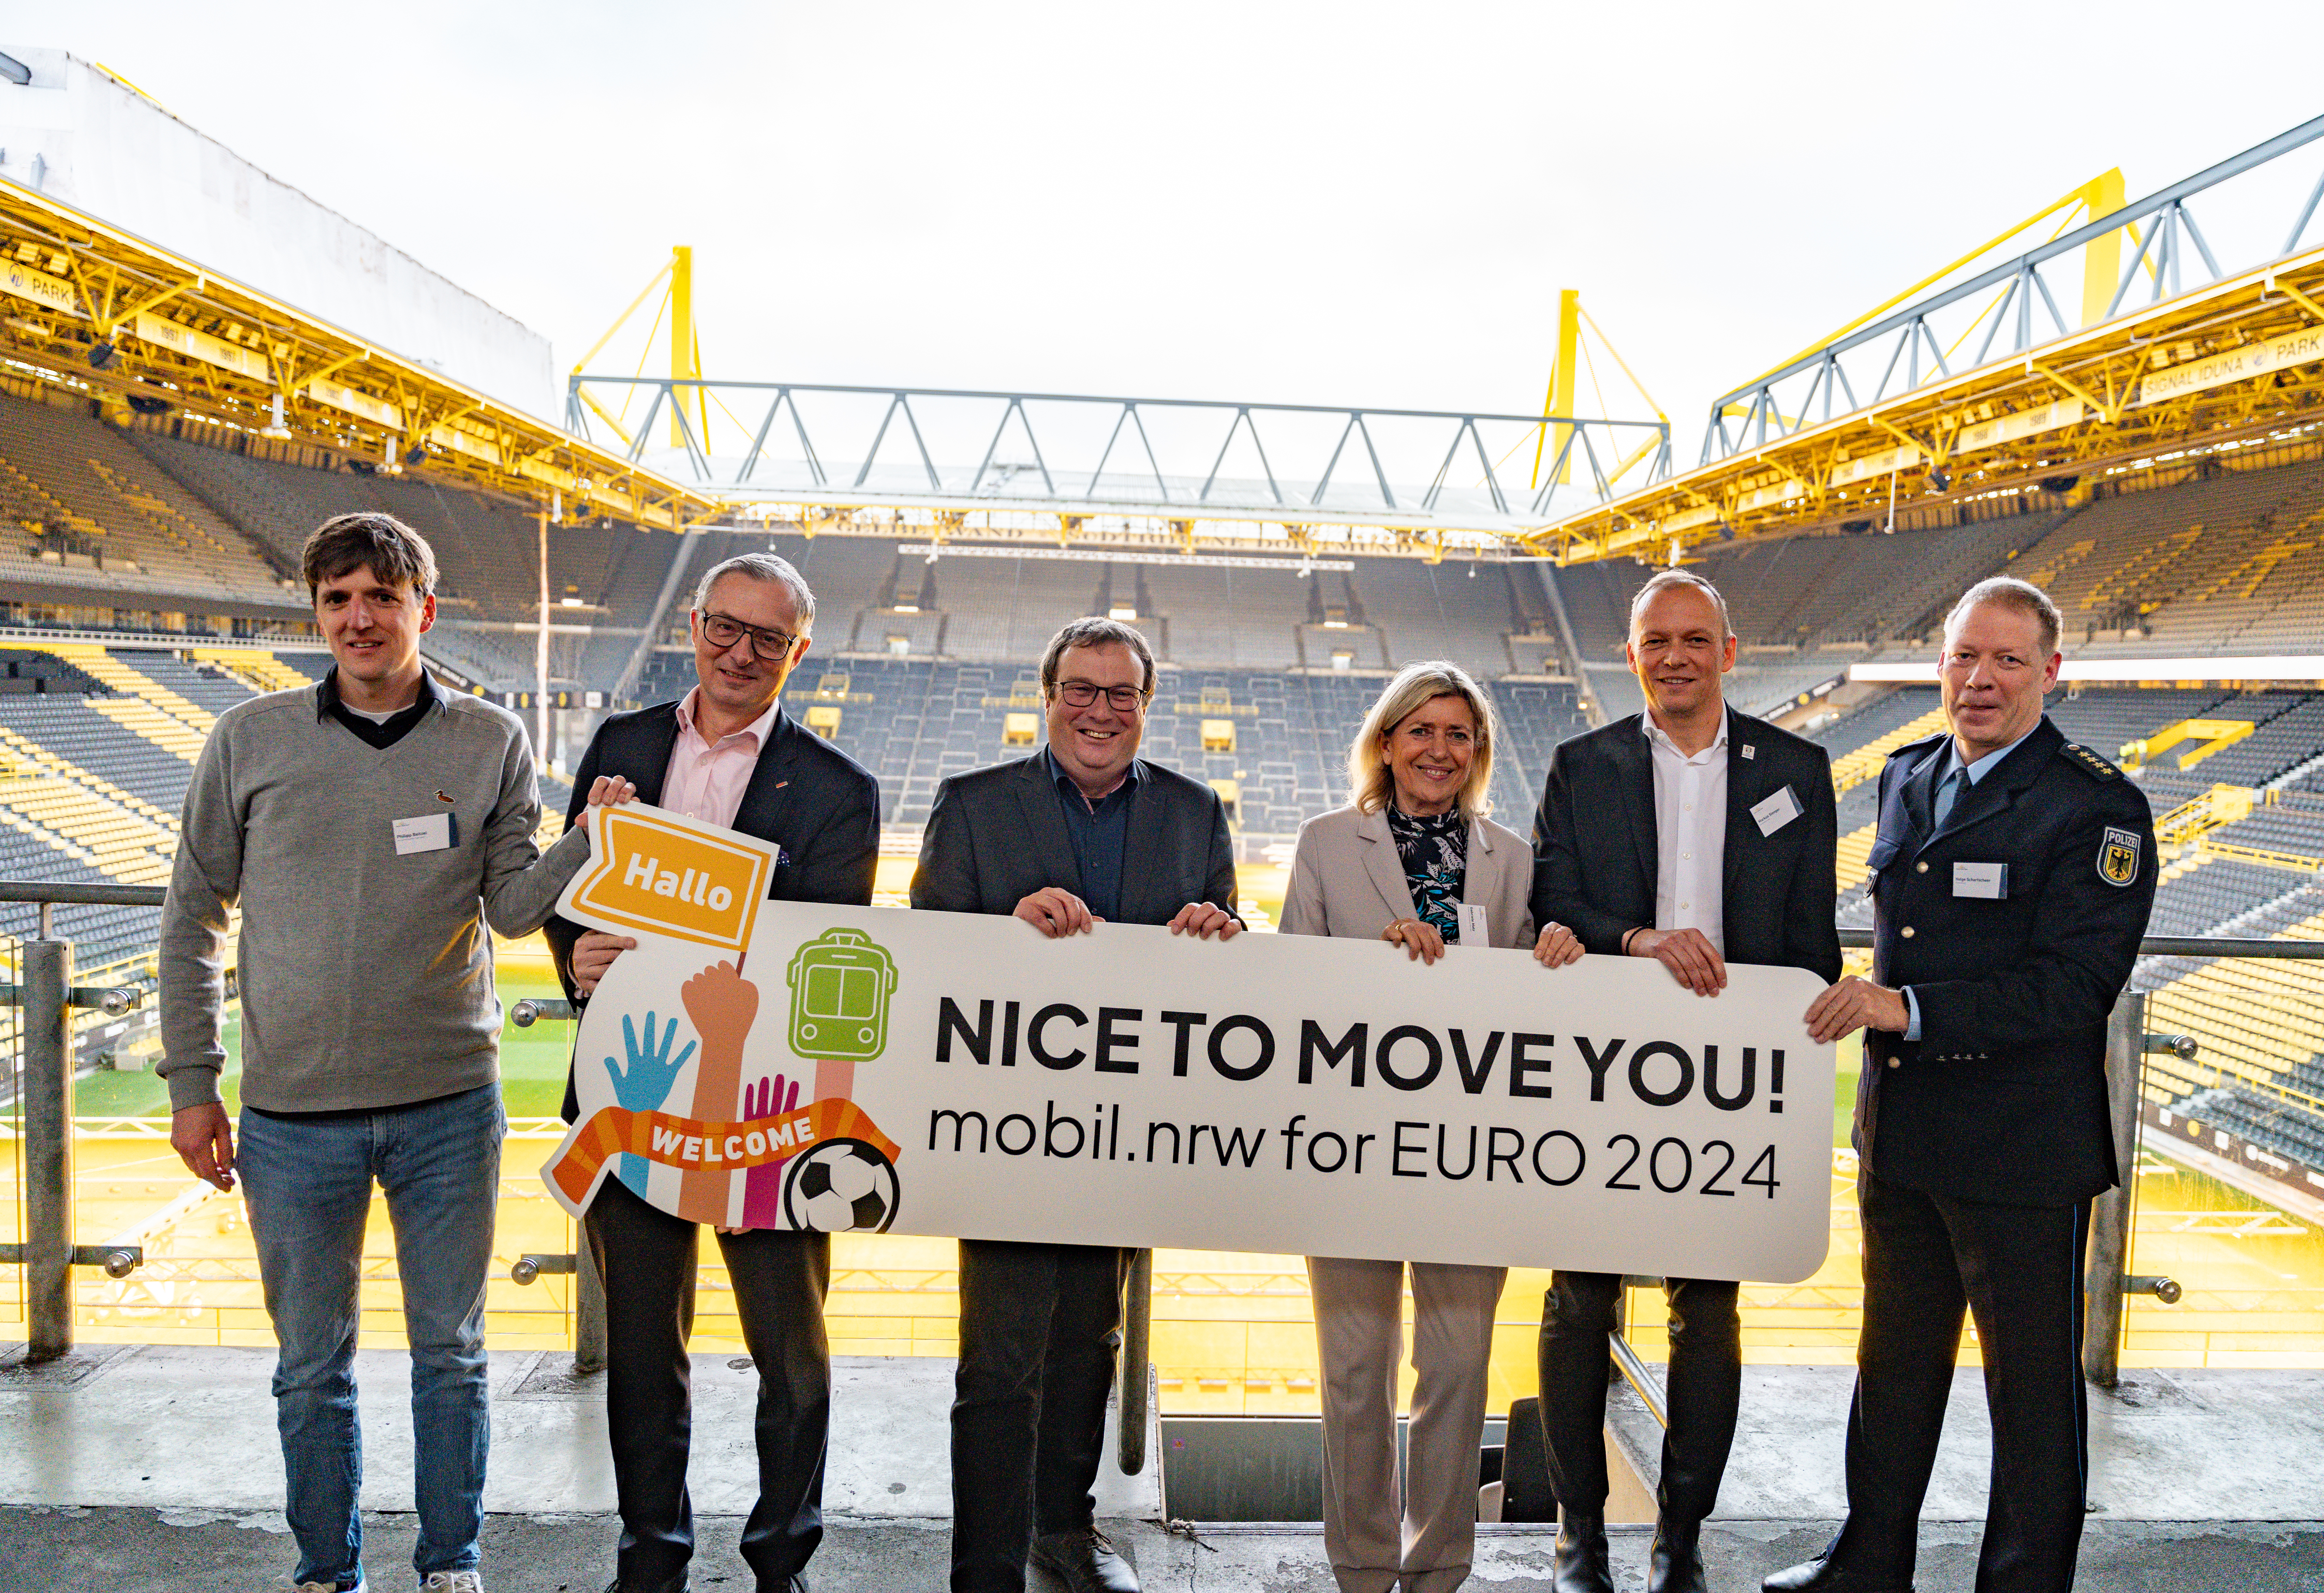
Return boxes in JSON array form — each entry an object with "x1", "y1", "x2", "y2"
[{"x1": 2060, "y1": 742, "x2": 2122, "y2": 781}]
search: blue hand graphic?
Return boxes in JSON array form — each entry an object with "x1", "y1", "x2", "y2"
[
  {"x1": 605, "y1": 1010, "x2": 697, "y2": 1112},
  {"x1": 604, "y1": 1011, "x2": 697, "y2": 1195}
]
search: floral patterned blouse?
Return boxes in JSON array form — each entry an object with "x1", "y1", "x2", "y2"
[{"x1": 1385, "y1": 805, "x2": 1467, "y2": 938}]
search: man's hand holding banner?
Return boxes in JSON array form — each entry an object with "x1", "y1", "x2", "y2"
[{"x1": 545, "y1": 804, "x2": 1836, "y2": 1283}]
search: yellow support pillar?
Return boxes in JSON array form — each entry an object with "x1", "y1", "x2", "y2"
[
  {"x1": 2079, "y1": 168, "x2": 2127, "y2": 327},
  {"x1": 670, "y1": 245, "x2": 696, "y2": 448},
  {"x1": 1533, "y1": 288, "x2": 1581, "y2": 488}
]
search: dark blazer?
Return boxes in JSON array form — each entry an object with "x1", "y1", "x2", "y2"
[
  {"x1": 1855, "y1": 716, "x2": 2157, "y2": 1207},
  {"x1": 545, "y1": 698, "x2": 880, "y2": 1117},
  {"x1": 1528, "y1": 705, "x2": 1843, "y2": 984},
  {"x1": 909, "y1": 753, "x2": 1237, "y2": 927}
]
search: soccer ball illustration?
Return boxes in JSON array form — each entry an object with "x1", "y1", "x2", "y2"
[{"x1": 783, "y1": 1138, "x2": 901, "y2": 1233}]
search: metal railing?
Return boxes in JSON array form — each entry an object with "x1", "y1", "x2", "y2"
[{"x1": 12, "y1": 888, "x2": 2324, "y2": 1458}]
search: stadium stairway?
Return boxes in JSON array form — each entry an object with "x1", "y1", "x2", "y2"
[
  {"x1": 188, "y1": 647, "x2": 321, "y2": 695},
  {"x1": 35, "y1": 647, "x2": 213, "y2": 762}
]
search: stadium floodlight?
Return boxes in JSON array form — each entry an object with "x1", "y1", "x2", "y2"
[{"x1": 87, "y1": 341, "x2": 116, "y2": 371}]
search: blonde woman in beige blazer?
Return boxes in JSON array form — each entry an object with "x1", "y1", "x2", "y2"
[{"x1": 1282, "y1": 660, "x2": 1583, "y2": 1593}]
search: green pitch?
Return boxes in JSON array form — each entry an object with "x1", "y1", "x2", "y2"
[{"x1": 72, "y1": 965, "x2": 579, "y2": 1120}]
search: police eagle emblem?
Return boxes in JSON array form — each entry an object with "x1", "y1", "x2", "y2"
[{"x1": 2099, "y1": 826, "x2": 2141, "y2": 887}]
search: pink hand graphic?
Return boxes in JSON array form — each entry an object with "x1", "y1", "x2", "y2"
[{"x1": 739, "y1": 1072, "x2": 800, "y2": 1229}]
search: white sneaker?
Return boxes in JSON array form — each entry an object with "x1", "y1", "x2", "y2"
[{"x1": 420, "y1": 1575, "x2": 483, "y2": 1593}]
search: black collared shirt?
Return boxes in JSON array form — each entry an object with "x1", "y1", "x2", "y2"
[
  {"x1": 317, "y1": 667, "x2": 439, "y2": 750},
  {"x1": 1046, "y1": 748, "x2": 1143, "y2": 922}
]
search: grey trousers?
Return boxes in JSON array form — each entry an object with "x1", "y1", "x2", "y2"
[{"x1": 1307, "y1": 1256, "x2": 1507, "y2": 1593}]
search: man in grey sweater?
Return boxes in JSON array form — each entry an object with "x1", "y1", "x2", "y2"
[{"x1": 160, "y1": 512, "x2": 629, "y2": 1593}]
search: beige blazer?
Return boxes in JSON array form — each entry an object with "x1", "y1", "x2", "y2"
[{"x1": 1278, "y1": 804, "x2": 1536, "y2": 950}]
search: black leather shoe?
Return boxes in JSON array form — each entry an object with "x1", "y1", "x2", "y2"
[
  {"x1": 1649, "y1": 1517, "x2": 1709, "y2": 1593},
  {"x1": 1554, "y1": 1510, "x2": 1615, "y2": 1593},
  {"x1": 1031, "y1": 1526, "x2": 1139, "y2": 1593},
  {"x1": 1761, "y1": 1556, "x2": 1911, "y2": 1592}
]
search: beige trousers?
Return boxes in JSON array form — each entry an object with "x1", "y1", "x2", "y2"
[{"x1": 1307, "y1": 1255, "x2": 1507, "y2": 1593}]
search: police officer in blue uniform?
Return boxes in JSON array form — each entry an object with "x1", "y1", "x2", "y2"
[{"x1": 1765, "y1": 577, "x2": 2158, "y2": 1593}]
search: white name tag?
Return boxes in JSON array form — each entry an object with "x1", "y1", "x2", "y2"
[
  {"x1": 1953, "y1": 861, "x2": 2008, "y2": 899},
  {"x1": 392, "y1": 812, "x2": 455, "y2": 855},
  {"x1": 1750, "y1": 785, "x2": 1803, "y2": 837},
  {"x1": 1457, "y1": 903, "x2": 1491, "y2": 946}
]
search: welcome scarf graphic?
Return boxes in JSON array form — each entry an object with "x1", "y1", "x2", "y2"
[{"x1": 548, "y1": 1094, "x2": 900, "y2": 1208}]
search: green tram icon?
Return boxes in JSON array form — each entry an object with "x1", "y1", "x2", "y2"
[{"x1": 785, "y1": 928, "x2": 899, "y2": 1062}]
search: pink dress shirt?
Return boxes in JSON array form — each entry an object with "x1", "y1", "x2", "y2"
[{"x1": 661, "y1": 687, "x2": 780, "y2": 829}]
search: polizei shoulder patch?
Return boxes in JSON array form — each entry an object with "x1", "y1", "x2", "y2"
[{"x1": 2099, "y1": 825, "x2": 2142, "y2": 887}]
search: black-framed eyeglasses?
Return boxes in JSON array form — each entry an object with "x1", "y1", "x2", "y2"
[
  {"x1": 1054, "y1": 680, "x2": 1149, "y2": 712},
  {"x1": 700, "y1": 611, "x2": 798, "y2": 662}
]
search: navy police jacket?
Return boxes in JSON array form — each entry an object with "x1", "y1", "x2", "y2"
[{"x1": 1855, "y1": 715, "x2": 2158, "y2": 1208}]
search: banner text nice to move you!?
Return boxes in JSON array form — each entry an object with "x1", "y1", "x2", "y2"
[{"x1": 545, "y1": 804, "x2": 1836, "y2": 1283}]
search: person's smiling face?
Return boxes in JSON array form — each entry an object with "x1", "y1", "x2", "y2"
[
  {"x1": 1940, "y1": 598, "x2": 2059, "y2": 761},
  {"x1": 1381, "y1": 693, "x2": 1475, "y2": 817},
  {"x1": 314, "y1": 563, "x2": 433, "y2": 691},
  {"x1": 690, "y1": 571, "x2": 807, "y2": 725},
  {"x1": 1627, "y1": 582, "x2": 1735, "y2": 725},
  {"x1": 1045, "y1": 641, "x2": 1147, "y2": 799}
]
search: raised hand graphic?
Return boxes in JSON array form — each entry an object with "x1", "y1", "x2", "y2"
[
  {"x1": 603, "y1": 1011, "x2": 697, "y2": 1195},
  {"x1": 739, "y1": 1072, "x2": 801, "y2": 1230},
  {"x1": 677, "y1": 960, "x2": 763, "y2": 1225}
]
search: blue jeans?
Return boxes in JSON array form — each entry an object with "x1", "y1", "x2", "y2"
[{"x1": 239, "y1": 1083, "x2": 505, "y2": 1587}]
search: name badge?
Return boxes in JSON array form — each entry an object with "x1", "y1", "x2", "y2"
[
  {"x1": 1750, "y1": 785, "x2": 1803, "y2": 837},
  {"x1": 1457, "y1": 903, "x2": 1491, "y2": 946},
  {"x1": 1953, "y1": 861, "x2": 2007, "y2": 899},
  {"x1": 392, "y1": 812, "x2": 456, "y2": 855}
]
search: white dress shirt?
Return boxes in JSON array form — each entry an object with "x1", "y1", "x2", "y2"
[{"x1": 1643, "y1": 712, "x2": 1728, "y2": 953}]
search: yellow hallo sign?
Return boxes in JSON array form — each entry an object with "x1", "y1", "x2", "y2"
[{"x1": 565, "y1": 805, "x2": 776, "y2": 951}]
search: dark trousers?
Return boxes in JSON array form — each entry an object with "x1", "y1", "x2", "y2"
[
  {"x1": 1826, "y1": 1174, "x2": 2091, "y2": 1593},
  {"x1": 1537, "y1": 1271, "x2": 1740, "y2": 1526},
  {"x1": 950, "y1": 1239, "x2": 1131, "y2": 1593},
  {"x1": 584, "y1": 1177, "x2": 831, "y2": 1592}
]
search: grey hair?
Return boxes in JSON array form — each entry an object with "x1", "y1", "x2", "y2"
[
  {"x1": 1039, "y1": 616, "x2": 1156, "y2": 697},
  {"x1": 1945, "y1": 576, "x2": 2061, "y2": 658},
  {"x1": 694, "y1": 552, "x2": 816, "y2": 629},
  {"x1": 1348, "y1": 660, "x2": 1498, "y2": 820},
  {"x1": 1629, "y1": 568, "x2": 1733, "y2": 641}
]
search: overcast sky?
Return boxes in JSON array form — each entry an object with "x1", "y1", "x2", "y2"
[{"x1": 45, "y1": 2, "x2": 2324, "y2": 459}]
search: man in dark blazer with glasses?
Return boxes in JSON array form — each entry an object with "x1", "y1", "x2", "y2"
[
  {"x1": 1529, "y1": 569, "x2": 1841, "y2": 1593},
  {"x1": 912, "y1": 616, "x2": 1239, "y2": 1593},
  {"x1": 546, "y1": 552, "x2": 878, "y2": 1593}
]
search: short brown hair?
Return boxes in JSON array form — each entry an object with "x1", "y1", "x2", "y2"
[
  {"x1": 1039, "y1": 617, "x2": 1156, "y2": 698},
  {"x1": 301, "y1": 512, "x2": 438, "y2": 598},
  {"x1": 1945, "y1": 576, "x2": 2061, "y2": 658}
]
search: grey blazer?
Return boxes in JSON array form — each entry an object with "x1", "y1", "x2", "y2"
[{"x1": 1279, "y1": 805, "x2": 1536, "y2": 949}]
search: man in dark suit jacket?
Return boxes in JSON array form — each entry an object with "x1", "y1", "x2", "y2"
[
  {"x1": 912, "y1": 617, "x2": 1238, "y2": 1593},
  {"x1": 1530, "y1": 569, "x2": 1841, "y2": 1593},
  {"x1": 545, "y1": 553, "x2": 878, "y2": 1593},
  {"x1": 1766, "y1": 579, "x2": 2156, "y2": 1593}
]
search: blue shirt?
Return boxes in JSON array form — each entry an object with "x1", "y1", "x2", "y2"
[
  {"x1": 1046, "y1": 749, "x2": 1143, "y2": 922},
  {"x1": 1902, "y1": 725, "x2": 2039, "y2": 1040}
]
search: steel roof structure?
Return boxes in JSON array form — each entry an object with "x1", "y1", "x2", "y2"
[
  {"x1": 1530, "y1": 115, "x2": 2324, "y2": 567},
  {"x1": 0, "y1": 174, "x2": 721, "y2": 531}
]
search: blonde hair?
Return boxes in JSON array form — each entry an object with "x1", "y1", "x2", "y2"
[{"x1": 1348, "y1": 660, "x2": 1498, "y2": 820}]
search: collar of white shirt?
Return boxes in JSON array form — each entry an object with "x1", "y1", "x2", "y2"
[
  {"x1": 1640, "y1": 710, "x2": 1729, "y2": 762},
  {"x1": 674, "y1": 686, "x2": 781, "y2": 752}
]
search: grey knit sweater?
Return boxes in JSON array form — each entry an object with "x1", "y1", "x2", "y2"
[{"x1": 158, "y1": 682, "x2": 590, "y2": 1113}]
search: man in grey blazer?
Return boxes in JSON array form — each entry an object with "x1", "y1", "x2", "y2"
[
  {"x1": 1530, "y1": 570, "x2": 1841, "y2": 1593},
  {"x1": 912, "y1": 617, "x2": 1240, "y2": 1593}
]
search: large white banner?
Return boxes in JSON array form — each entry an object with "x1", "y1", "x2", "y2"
[{"x1": 544, "y1": 806, "x2": 1836, "y2": 1284}]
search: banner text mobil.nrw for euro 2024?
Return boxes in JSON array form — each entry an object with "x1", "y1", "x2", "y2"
[{"x1": 540, "y1": 804, "x2": 1835, "y2": 1285}]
